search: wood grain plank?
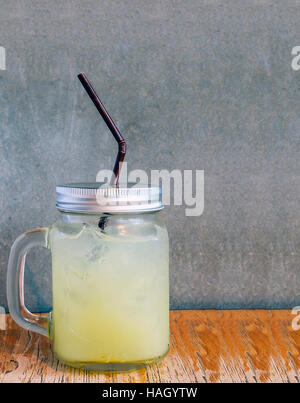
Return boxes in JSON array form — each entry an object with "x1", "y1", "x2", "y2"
[{"x1": 0, "y1": 310, "x2": 298, "y2": 383}]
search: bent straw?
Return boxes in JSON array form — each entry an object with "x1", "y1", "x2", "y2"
[{"x1": 77, "y1": 72, "x2": 127, "y2": 186}]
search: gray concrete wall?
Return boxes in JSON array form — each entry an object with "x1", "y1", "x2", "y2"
[{"x1": 1, "y1": 0, "x2": 300, "y2": 311}]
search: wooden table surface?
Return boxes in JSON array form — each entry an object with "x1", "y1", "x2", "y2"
[{"x1": 0, "y1": 310, "x2": 299, "y2": 383}]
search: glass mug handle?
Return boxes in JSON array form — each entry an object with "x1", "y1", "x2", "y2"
[{"x1": 7, "y1": 228, "x2": 50, "y2": 337}]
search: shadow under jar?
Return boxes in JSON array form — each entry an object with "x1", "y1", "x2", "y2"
[{"x1": 7, "y1": 183, "x2": 169, "y2": 371}]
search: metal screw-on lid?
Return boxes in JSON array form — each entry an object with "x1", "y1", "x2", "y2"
[{"x1": 56, "y1": 182, "x2": 163, "y2": 214}]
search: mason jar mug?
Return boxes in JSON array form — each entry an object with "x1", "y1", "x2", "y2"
[{"x1": 7, "y1": 183, "x2": 169, "y2": 371}]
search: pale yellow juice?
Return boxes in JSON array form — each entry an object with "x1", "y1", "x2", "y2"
[{"x1": 49, "y1": 217, "x2": 169, "y2": 367}]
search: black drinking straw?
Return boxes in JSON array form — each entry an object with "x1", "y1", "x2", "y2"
[{"x1": 77, "y1": 73, "x2": 127, "y2": 186}]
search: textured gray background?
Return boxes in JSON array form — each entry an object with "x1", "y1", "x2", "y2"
[{"x1": 1, "y1": 0, "x2": 300, "y2": 311}]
